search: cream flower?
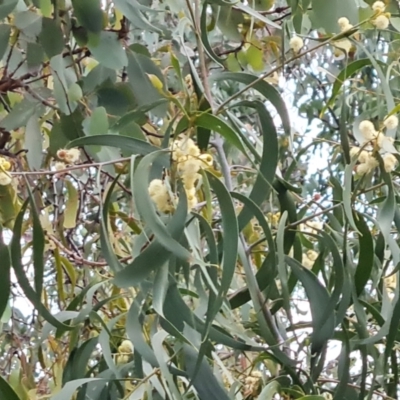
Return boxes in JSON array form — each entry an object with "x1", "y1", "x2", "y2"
[
  {"x1": 377, "y1": 133, "x2": 395, "y2": 151},
  {"x1": 357, "y1": 155, "x2": 379, "y2": 174},
  {"x1": 0, "y1": 172, "x2": 11, "y2": 186},
  {"x1": 350, "y1": 147, "x2": 361, "y2": 158},
  {"x1": 0, "y1": 157, "x2": 11, "y2": 171},
  {"x1": 338, "y1": 17, "x2": 353, "y2": 31},
  {"x1": 359, "y1": 120, "x2": 377, "y2": 141},
  {"x1": 383, "y1": 153, "x2": 398, "y2": 172},
  {"x1": 118, "y1": 340, "x2": 133, "y2": 354},
  {"x1": 334, "y1": 39, "x2": 352, "y2": 55},
  {"x1": 187, "y1": 193, "x2": 198, "y2": 209},
  {"x1": 54, "y1": 162, "x2": 66, "y2": 171},
  {"x1": 57, "y1": 148, "x2": 80, "y2": 164},
  {"x1": 171, "y1": 137, "x2": 200, "y2": 160},
  {"x1": 148, "y1": 179, "x2": 174, "y2": 213},
  {"x1": 384, "y1": 115, "x2": 399, "y2": 130},
  {"x1": 178, "y1": 157, "x2": 201, "y2": 175},
  {"x1": 372, "y1": 1, "x2": 386, "y2": 12},
  {"x1": 303, "y1": 250, "x2": 318, "y2": 269},
  {"x1": 289, "y1": 36, "x2": 304, "y2": 53},
  {"x1": 148, "y1": 179, "x2": 164, "y2": 197},
  {"x1": 358, "y1": 151, "x2": 371, "y2": 163},
  {"x1": 199, "y1": 153, "x2": 213, "y2": 167},
  {"x1": 373, "y1": 15, "x2": 390, "y2": 30}
]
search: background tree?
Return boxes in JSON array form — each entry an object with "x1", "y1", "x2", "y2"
[{"x1": 0, "y1": 0, "x2": 400, "y2": 399}]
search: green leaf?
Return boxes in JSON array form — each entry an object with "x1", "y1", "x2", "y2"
[
  {"x1": 39, "y1": 17, "x2": 64, "y2": 58},
  {"x1": 378, "y1": 172, "x2": 395, "y2": 241},
  {"x1": 83, "y1": 64, "x2": 117, "y2": 93},
  {"x1": 194, "y1": 113, "x2": 248, "y2": 156},
  {"x1": 88, "y1": 32, "x2": 128, "y2": 70},
  {"x1": 285, "y1": 256, "x2": 335, "y2": 355},
  {"x1": 113, "y1": 184, "x2": 188, "y2": 286},
  {"x1": 212, "y1": 5, "x2": 243, "y2": 42},
  {"x1": 67, "y1": 134, "x2": 163, "y2": 158},
  {"x1": 0, "y1": 224, "x2": 10, "y2": 325},
  {"x1": 163, "y1": 283, "x2": 264, "y2": 351},
  {"x1": 72, "y1": 0, "x2": 103, "y2": 34},
  {"x1": 60, "y1": 109, "x2": 84, "y2": 140},
  {"x1": 132, "y1": 152, "x2": 192, "y2": 261},
  {"x1": 25, "y1": 115, "x2": 43, "y2": 170},
  {"x1": 126, "y1": 50, "x2": 166, "y2": 117},
  {"x1": 14, "y1": 11, "x2": 42, "y2": 37},
  {"x1": 355, "y1": 41, "x2": 396, "y2": 136},
  {"x1": 64, "y1": 180, "x2": 79, "y2": 229},
  {"x1": 246, "y1": 44, "x2": 264, "y2": 71},
  {"x1": 343, "y1": 162, "x2": 360, "y2": 233},
  {"x1": 183, "y1": 344, "x2": 230, "y2": 400},
  {"x1": 0, "y1": 98, "x2": 43, "y2": 130},
  {"x1": 0, "y1": 0, "x2": 17, "y2": 20},
  {"x1": 113, "y1": 0, "x2": 162, "y2": 33},
  {"x1": 200, "y1": 3, "x2": 225, "y2": 66},
  {"x1": 235, "y1": 101, "x2": 278, "y2": 229},
  {"x1": 324, "y1": 59, "x2": 376, "y2": 112},
  {"x1": 354, "y1": 212, "x2": 374, "y2": 296},
  {"x1": 258, "y1": 380, "x2": 281, "y2": 400},
  {"x1": 333, "y1": 326, "x2": 350, "y2": 400},
  {"x1": 198, "y1": 172, "x2": 238, "y2": 370},
  {"x1": 28, "y1": 185, "x2": 45, "y2": 297},
  {"x1": 51, "y1": 378, "x2": 105, "y2": 400},
  {"x1": 86, "y1": 106, "x2": 109, "y2": 135},
  {"x1": 212, "y1": 72, "x2": 291, "y2": 136},
  {"x1": 27, "y1": 42, "x2": 44, "y2": 68},
  {"x1": 229, "y1": 193, "x2": 276, "y2": 308},
  {"x1": 234, "y1": 3, "x2": 281, "y2": 29},
  {"x1": 50, "y1": 54, "x2": 78, "y2": 115},
  {"x1": 0, "y1": 375, "x2": 20, "y2": 400},
  {"x1": 11, "y1": 200, "x2": 71, "y2": 330},
  {"x1": 62, "y1": 338, "x2": 99, "y2": 384},
  {"x1": 311, "y1": 0, "x2": 357, "y2": 33},
  {"x1": 0, "y1": 24, "x2": 11, "y2": 60},
  {"x1": 96, "y1": 82, "x2": 136, "y2": 116},
  {"x1": 126, "y1": 294, "x2": 159, "y2": 367}
]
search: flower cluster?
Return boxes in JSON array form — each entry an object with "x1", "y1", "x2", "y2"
[
  {"x1": 338, "y1": 17, "x2": 353, "y2": 32},
  {"x1": 266, "y1": 211, "x2": 280, "y2": 228},
  {"x1": 56, "y1": 148, "x2": 81, "y2": 164},
  {"x1": 289, "y1": 36, "x2": 304, "y2": 53},
  {"x1": 148, "y1": 179, "x2": 175, "y2": 213},
  {"x1": 303, "y1": 249, "x2": 318, "y2": 270},
  {"x1": 0, "y1": 157, "x2": 12, "y2": 186},
  {"x1": 335, "y1": 17, "x2": 356, "y2": 56},
  {"x1": 351, "y1": 116, "x2": 399, "y2": 174},
  {"x1": 171, "y1": 137, "x2": 213, "y2": 210},
  {"x1": 116, "y1": 339, "x2": 133, "y2": 365},
  {"x1": 371, "y1": 1, "x2": 390, "y2": 30},
  {"x1": 148, "y1": 136, "x2": 213, "y2": 214},
  {"x1": 301, "y1": 220, "x2": 323, "y2": 236}
]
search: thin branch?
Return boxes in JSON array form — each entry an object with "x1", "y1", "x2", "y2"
[
  {"x1": 286, "y1": 203, "x2": 342, "y2": 229},
  {"x1": 49, "y1": 234, "x2": 132, "y2": 267},
  {"x1": 216, "y1": 23, "x2": 367, "y2": 114},
  {"x1": 10, "y1": 157, "x2": 132, "y2": 176},
  {"x1": 318, "y1": 379, "x2": 395, "y2": 400}
]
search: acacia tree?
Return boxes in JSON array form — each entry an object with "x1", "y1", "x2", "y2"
[{"x1": 1, "y1": 0, "x2": 400, "y2": 399}]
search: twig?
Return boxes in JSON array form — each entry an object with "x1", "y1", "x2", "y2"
[
  {"x1": 10, "y1": 157, "x2": 132, "y2": 176},
  {"x1": 49, "y1": 234, "x2": 132, "y2": 267},
  {"x1": 216, "y1": 24, "x2": 367, "y2": 114},
  {"x1": 318, "y1": 378, "x2": 395, "y2": 400},
  {"x1": 286, "y1": 203, "x2": 342, "y2": 229}
]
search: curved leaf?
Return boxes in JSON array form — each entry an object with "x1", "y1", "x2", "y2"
[{"x1": 212, "y1": 72, "x2": 291, "y2": 136}]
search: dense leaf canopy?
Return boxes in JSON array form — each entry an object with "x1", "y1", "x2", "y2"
[{"x1": 1, "y1": 0, "x2": 400, "y2": 399}]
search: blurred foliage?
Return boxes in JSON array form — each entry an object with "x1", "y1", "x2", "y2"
[{"x1": 1, "y1": 0, "x2": 400, "y2": 399}]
